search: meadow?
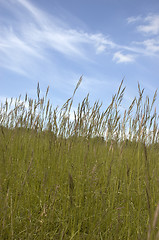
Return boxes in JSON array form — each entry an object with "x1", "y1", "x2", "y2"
[{"x1": 0, "y1": 78, "x2": 159, "y2": 239}]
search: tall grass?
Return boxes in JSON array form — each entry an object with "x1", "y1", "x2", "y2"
[{"x1": 0, "y1": 77, "x2": 159, "y2": 239}]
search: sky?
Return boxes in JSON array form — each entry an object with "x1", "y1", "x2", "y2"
[{"x1": 0, "y1": 0, "x2": 159, "y2": 112}]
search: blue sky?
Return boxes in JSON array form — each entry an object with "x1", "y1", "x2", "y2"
[{"x1": 0, "y1": 0, "x2": 159, "y2": 111}]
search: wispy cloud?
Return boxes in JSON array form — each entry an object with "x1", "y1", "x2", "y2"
[
  {"x1": 16, "y1": 0, "x2": 115, "y2": 55},
  {"x1": 139, "y1": 38, "x2": 159, "y2": 54},
  {"x1": 88, "y1": 33, "x2": 116, "y2": 54},
  {"x1": 127, "y1": 15, "x2": 142, "y2": 24},
  {"x1": 113, "y1": 51, "x2": 135, "y2": 63},
  {"x1": 123, "y1": 39, "x2": 159, "y2": 57},
  {"x1": 0, "y1": 0, "x2": 159, "y2": 80},
  {"x1": 0, "y1": 0, "x2": 117, "y2": 76},
  {"x1": 137, "y1": 15, "x2": 159, "y2": 35},
  {"x1": 126, "y1": 14, "x2": 159, "y2": 57}
]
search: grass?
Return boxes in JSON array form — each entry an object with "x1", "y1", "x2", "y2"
[{"x1": 0, "y1": 77, "x2": 159, "y2": 239}]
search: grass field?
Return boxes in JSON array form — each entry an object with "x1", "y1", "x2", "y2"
[{"x1": 0, "y1": 78, "x2": 159, "y2": 239}]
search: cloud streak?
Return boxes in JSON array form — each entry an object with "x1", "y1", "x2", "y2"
[
  {"x1": 127, "y1": 15, "x2": 142, "y2": 24},
  {"x1": 137, "y1": 15, "x2": 159, "y2": 35},
  {"x1": 113, "y1": 51, "x2": 135, "y2": 63},
  {"x1": 126, "y1": 14, "x2": 159, "y2": 57},
  {"x1": 0, "y1": 0, "x2": 159, "y2": 78},
  {"x1": 0, "y1": 0, "x2": 119, "y2": 76}
]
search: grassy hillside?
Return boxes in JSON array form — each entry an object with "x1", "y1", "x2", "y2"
[{"x1": 0, "y1": 78, "x2": 159, "y2": 239}]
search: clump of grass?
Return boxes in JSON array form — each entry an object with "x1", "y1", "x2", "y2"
[{"x1": 0, "y1": 77, "x2": 159, "y2": 239}]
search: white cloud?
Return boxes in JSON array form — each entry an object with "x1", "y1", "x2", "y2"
[
  {"x1": 1, "y1": 0, "x2": 159, "y2": 79},
  {"x1": 127, "y1": 16, "x2": 142, "y2": 24},
  {"x1": 113, "y1": 51, "x2": 135, "y2": 63},
  {"x1": 0, "y1": 28, "x2": 42, "y2": 58},
  {"x1": 130, "y1": 38, "x2": 159, "y2": 56},
  {"x1": 96, "y1": 45, "x2": 106, "y2": 54},
  {"x1": 0, "y1": 26, "x2": 44, "y2": 76},
  {"x1": 137, "y1": 15, "x2": 159, "y2": 35},
  {"x1": 0, "y1": 0, "x2": 118, "y2": 75},
  {"x1": 89, "y1": 33, "x2": 116, "y2": 54},
  {"x1": 125, "y1": 14, "x2": 159, "y2": 57},
  {"x1": 142, "y1": 39, "x2": 159, "y2": 53}
]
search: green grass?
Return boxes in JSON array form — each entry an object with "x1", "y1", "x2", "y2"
[{"x1": 0, "y1": 78, "x2": 159, "y2": 239}]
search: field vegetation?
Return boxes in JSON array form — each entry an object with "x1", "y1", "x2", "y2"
[{"x1": 0, "y1": 77, "x2": 159, "y2": 239}]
